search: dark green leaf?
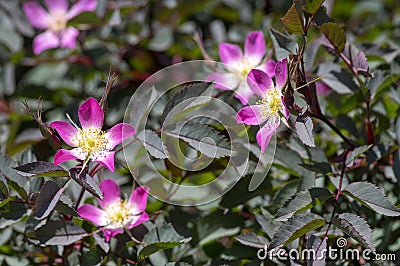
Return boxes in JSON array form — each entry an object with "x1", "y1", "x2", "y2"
[
  {"x1": 27, "y1": 220, "x2": 86, "y2": 246},
  {"x1": 332, "y1": 213, "x2": 375, "y2": 252},
  {"x1": 295, "y1": 115, "x2": 315, "y2": 147},
  {"x1": 55, "y1": 196, "x2": 78, "y2": 217},
  {"x1": 275, "y1": 191, "x2": 313, "y2": 221},
  {"x1": 305, "y1": 0, "x2": 325, "y2": 14},
  {"x1": 281, "y1": 2, "x2": 304, "y2": 34},
  {"x1": 14, "y1": 161, "x2": 68, "y2": 178},
  {"x1": 319, "y1": 22, "x2": 346, "y2": 53},
  {"x1": 162, "y1": 82, "x2": 213, "y2": 123},
  {"x1": 0, "y1": 156, "x2": 29, "y2": 200},
  {"x1": 269, "y1": 28, "x2": 297, "y2": 61},
  {"x1": 255, "y1": 213, "x2": 277, "y2": 239},
  {"x1": 140, "y1": 224, "x2": 191, "y2": 258},
  {"x1": 34, "y1": 181, "x2": 64, "y2": 219},
  {"x1": 300, "y1": 161, "x2": 333, "y2": 175},
  {"x1": 235, "y1": 232, "x2": 268, "y2": 249},
  {"x1": 69, "y1": 169, "x2": 103, "y2": 200},
  {"x1": 307, "y1": 235, "x2": 327, "y2": 266},
  {"x1": 137, "y1": 130, "x2": 169, "y2": 159},
  {"x1": 80, "y1": 248, "x2": 102, "y2": 265},
  {"x1": 343, "y1": 182, "x2": 400, "y2": 216},
  {"x1": 0, "y1": 201, "x2": 28, "y2": 229},
  {"x1": 163, "y1": 122, "x2": 231, "y2": 158},
  {"x1": 269, "y1": 213, "x2": 326, "y2": 249},
  {"x1": 346, "y1": 145, "x2": 372, "y2": 166}
]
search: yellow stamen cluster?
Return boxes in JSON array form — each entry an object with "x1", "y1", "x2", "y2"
[
  {"x1": 73, "y1": 128, "x2": 108, "y2": 157},
  {"x1": 258, "y1": 88, "x2": 282, "y2": 117},
  {"x1": 104, "y1": 201, "x2": 132, "y2": 229},
  {"x1": 47, "y1": 10, "x2": 67, "y2": 32}
]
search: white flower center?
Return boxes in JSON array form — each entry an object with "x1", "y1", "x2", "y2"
[
  {"x1": 47, "y1": 10, "x2": 68, "y2": 32},
  {"x1": 103, "y1": 200, "x2": 135, "y2": 229},
  {"x1": 72, "y1": 128, "x2": 108, "y2": 159},
  {"x1": 231, "y1": 57, "x2": 257, "y2": 76},
  {"x1": 257, "y1": 87, "x2": 283, "y2": 117}
]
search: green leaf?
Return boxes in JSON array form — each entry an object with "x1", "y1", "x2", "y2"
[
  {"x1": 307, "y1": 235, "x2": 327, "y2": 266},
  {"x1": 235, "y1": 232, "x2": 268, "y2": 249},
  {"x1": 343, "y1": 182, "x2": 400, "y2": 216},
  {"x1": 255, "y1": 213, "x2": 277, "y2": 239},
  {"x1": 137, "y1": 130, "x2": 169, "y2": 159},
  {"x1": 27, "y1": 220, "x2": 86, "y2": 246},
  {"x1": 319, "y1": 22, "x2": 346, "y2": 53},
  {"x1": 332, "y1": 213, "x2": 375, "y2": 252},
  {"x1": 295, "y1": 115, "x2": 315, "y2": 147},
  {"x1": 269, "y1": 213, "x2": 326, "y2": 249},
  {"x1": 300, "y1": 161, "x2": 333, "y2": 175},
  {"x1": 0, "y1": 155, "x2": 29, "y2": 200},
  {"x1": 269, "y1": 28, "x2": 297, "y2": 61},
  {"x1": 162, "y1": 82, "x2": 213, "y2": 124},
  {"x1": 163, "y1": 122, "x2": 231, "y2": 158},
  {"x1": 346, "y1": 145, "x2": 372, "y2": 166},
  {"x1": 0, "y1": 201, "x2": 28, "y2": 229},
  {"x1": 275, "y1": 191, "x2": 312, "y2": 221},
  {"x1": 69, "y1": 169, "x2": 102, "y2": 200},
  {"x1": 14, "y1": 161, "x2": 69, "y2": 178},
  {"x1": 34, "y1": 181, "x2": 64, "y2": 220},
  {"x1": 281, "y1": 2, "x2": 304, "y2": 34},
  {"x1": 275, "y1": 188, "x2": 333, "y2": 221},
  {"x1": 140, "y1": 224, "x2": 191, "y2": 258},
  {"x1": 305, "y1": 0, "x2": 325, "y2": 14}
]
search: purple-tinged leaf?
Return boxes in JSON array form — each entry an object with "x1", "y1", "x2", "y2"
[
  {"x1": 14, "y1": 161, "x2": 69, "y2": 178},
  {"x1": 69, "y1": 169, "x2": 103, "y2": 200},
  {"x1": 295, "y1": 115, "x2": 315, "y2": 147},
  {"x1": 34, "y1": 181, "x2": 64, "y2": 219}
]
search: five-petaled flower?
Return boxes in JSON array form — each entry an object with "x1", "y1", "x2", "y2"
[
  {"x1": 78, "y1": 179, "x2": 149, "y2": 242},
  {"x1": 207, "y1": 31, "x2": 276, "y2": 105},
  {"x1": 236, "y1": 59, "x2": 289, "y2": 152},
  {"x1": 23, "y1": 0, "x2": 97, "y2": 54},
  {"x1": 50, "y1": 98, "x2": 136, "y2": 172}
]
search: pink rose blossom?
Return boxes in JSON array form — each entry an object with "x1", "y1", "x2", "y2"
[
  {"x1": 207, "y1": 31, "x2": 276, "y2": 105},
  {"x1": 23, "y1": 0, "x2": 97, "y2": 54},
  {"x1": 236, "y1": 59, "x2": 289, "y2": 152},
  {"x1": 50, "y1": 98, "x2": 136, "y2": 172},
  {"x1": 78, "y1": 179, "x2": 149, "y2": 242}
]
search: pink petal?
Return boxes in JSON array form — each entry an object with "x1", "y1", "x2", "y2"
[
  {"x1": 129, "y1": 186, "x2": 149, "y2": 213},
  {"x1": 95, "y1": 151, "x2": 115, "y2": 172},
  {"x1": 244, "y1": 31, "x2": 266, "y2": 63},
  {"x1": 247, "y1": 69, "x2": 273, "y2": 96},
  {"x1": 45, "y1": 0, "x2": 68, "y2": 13},
  {"x1": 236, "y1": 105, "x2": 265, "y2": 125},
  {"x1": 275, "y1": 59, "x2": 288, "y2": 90},
  {"x1": 77, "y1": 204, "x2": 107, "y2": 226},
  {"x1": 207, "y1": 72, "x2": 240, "y2": 91},
  {"x1": 54, "y1": 148, "x2": 84, "y2": 165},
  {"x1": 258, "y1": 59, "x2": 276, "y2": 78},
  {"x1": 98, "y1": 179, "x2": 121, "y2": 209},
  {"x1": 127, "y1": 212, "x2": 149, "y2": 229},
  {"x1": 235, "y1": 82, "x2": 255, "y2": 105},
  {"x1": 61, "y1": 27, "x2": 79, "y2": 49},
  {"x1": 67, "y1": 0, "x2": 97, "y2": 20},
  {"x1": 316, "y1": 81, "x2": 331, "y2": 95},
  {"x1": 102, "y1": 228, "x2": 124, "y2": 242},
  {"x1": 23, "y1": 1, "x2": 49, "y2": 30},
  {"x1": 49, "y1": 121, "x2": 78, "y2": 147},
  {"x1": 32, "y1": 31, "x2": 60, "y2": 54},
  {"x1": 78, "y1": 98, "x2": 104, "y2": 129},
  {"x1": 256, "y1": 122, "x2": 279, "y2": 153},
  {"x1": 104, "y1": 123, "x2": 136, "y2": 150},
  {"x1": 219, "y1": 43, "x2": 243, "y2": 65}
]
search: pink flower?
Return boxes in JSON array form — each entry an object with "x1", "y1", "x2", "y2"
[
  {"x1": 23, "y1": 0, "x2": 97, "y2": 54},
  {"x1": 207, "y1": 31, "x2": 276, "y2": 105},
  {"x1": 50, "y1": 98, "x2": 136, "y2": 172},
  {"x1": 236, "y1": 59, "x2": 289, "y2": 152},
  {"x1": 78, "y1": 179, "x2": 149, "y2": 242}
]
